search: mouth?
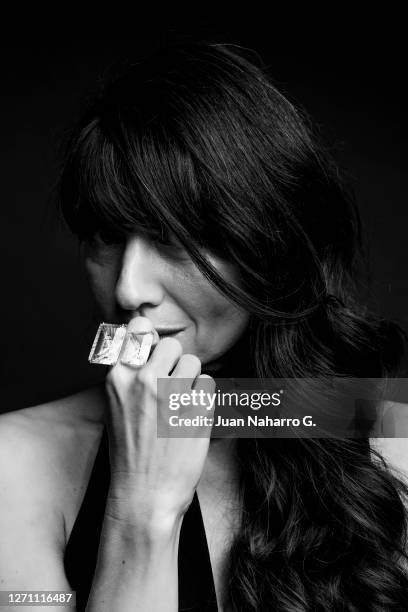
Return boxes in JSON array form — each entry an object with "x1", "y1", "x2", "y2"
[{"x1": 155, "y1": 328, "x2": 185, "y2": 338}]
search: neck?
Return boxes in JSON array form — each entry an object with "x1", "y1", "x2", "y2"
[
  {"x1": 199, "y1": 335, "x2": 249, "y2": 492},
  {"x1": 202, "y1": 327, "x2": 252, "y2": 378},
  {"x1": 199, "y1": 436, "x2": 240, "y2": 496}
]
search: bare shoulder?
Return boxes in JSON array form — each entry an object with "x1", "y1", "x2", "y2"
[
  {"x1": 0, "y1": 384, "x2": 107, "y2": 547},
  {"x1": 370, "y1": 401, "x2": 408, "y2": 481}
]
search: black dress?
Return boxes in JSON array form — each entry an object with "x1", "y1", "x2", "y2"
[{"x1": 63, "y1": 426, "x2": 219, "y2": 611}]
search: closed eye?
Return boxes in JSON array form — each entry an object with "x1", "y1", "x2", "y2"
[
  {"x1": 86, "y1": 226, "x2": 189, "y2": 262},
  {"x1": 155, "y1": 228, "x2": 184, "y2": 249},
  {"x1": 92, "y1": 228, "x2": 125, "y2": 246},
  {"x1": 83, "y1": 228, "x2": 125, "y2": 262}
]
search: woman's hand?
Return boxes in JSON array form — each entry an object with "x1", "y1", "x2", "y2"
[{"x1": 104, "y1": 315, "x2": 215, "y2": 532}]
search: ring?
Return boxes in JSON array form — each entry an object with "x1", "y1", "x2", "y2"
[
  {"x1": 89, "y1": 324, "x2": 154, "y2": 367},
  {"x1": 88, "y1": 323, "x2": 127, "y2": 365},
  {"x1": 120, "y1": 331, "x2": 154, "y2": 367}
]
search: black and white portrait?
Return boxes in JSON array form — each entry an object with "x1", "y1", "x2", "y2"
[{"x1": 1, "y1": 17, "x2": 407, "y2": 611}]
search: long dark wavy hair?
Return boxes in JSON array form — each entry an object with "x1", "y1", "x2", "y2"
[{"x1": 59, "y1": 41, "x2": 408, "y2": 610}]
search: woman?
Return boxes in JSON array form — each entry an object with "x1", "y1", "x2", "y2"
[{"x1": 0, "y1": 40, "x2": 407, "y2": 611}]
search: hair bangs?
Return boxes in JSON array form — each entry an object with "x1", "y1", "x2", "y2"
[{"x1": 59, "y1": 112, "x2": 211, "y2": 251}]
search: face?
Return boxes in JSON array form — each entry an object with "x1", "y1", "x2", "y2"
[{"x1": 84, "y1": 231, "x2": 250, "y2": 369}]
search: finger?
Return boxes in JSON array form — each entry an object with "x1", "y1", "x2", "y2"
[
  {"x1": 192, "y1": 374, "x2": 216, "y2": 437},
  {"x1": 161, "y1": 369, "x2": 208, "y2": 410},
  {"x1": 146, "y1": 336, "x2": 184, "y2": 375},
  {"x1": 160, "y1": 353, "x2": 202, "y2": 401},
  {"x1": 193, "y1": 373, "x2": 216, "y2": 393},
  {"x1": 109, "y1": 316, "x2": 159, "y2": 384},
  {"x1": 125, "y1": 315, "x2": 160, "y2": 348},
  {"x1": 193, "y1": 374, "x2": 216, "y2": 406},
  {"x1": 170, "y1": 353, "x2": 201, "y2": 379}
]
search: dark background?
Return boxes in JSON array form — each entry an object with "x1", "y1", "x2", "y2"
[{"x1": 1, "y1": 18, "x2": 407, "y2": 411}]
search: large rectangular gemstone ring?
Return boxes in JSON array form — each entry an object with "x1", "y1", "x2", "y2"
[
  {"x1": 119, "y1": 331, "x2": 154, "y2": 367},
  {"x1": 88, "y1": 323, "x2": 127, "y2": 365}
]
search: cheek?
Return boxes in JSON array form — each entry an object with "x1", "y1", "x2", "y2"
[
  {"x1": 85, "y1": 259, "x2": 117, "y2": 315},
  {"x1": 175, "y1": 259, "x2": 249, "y2": 334},
  {"x1": 192, "y1": 289, "x2": 249, "y2": 361},
  {"x1": 195, "y1": 257, "x2": 245, "y2": 320}
]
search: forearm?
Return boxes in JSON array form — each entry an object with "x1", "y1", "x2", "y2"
[
  {"x1": 84, "y1": 321, "x2": 212, "y2": 611},
  {"x1": 86, "y1": 507, "x2": 182, "y2": 612}
]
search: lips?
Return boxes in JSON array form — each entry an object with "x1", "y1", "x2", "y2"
[{"x1": 155, "y1": 328, "x2": 185, "y2": 337}]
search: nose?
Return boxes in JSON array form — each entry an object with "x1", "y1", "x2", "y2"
[{"x1": 115, "y1": 235, "x2": 165, "y2": 312}]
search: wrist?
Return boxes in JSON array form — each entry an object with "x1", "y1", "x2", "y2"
[{"x1": 105, "y1": 483, "x2": 187, "y2": 540}]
